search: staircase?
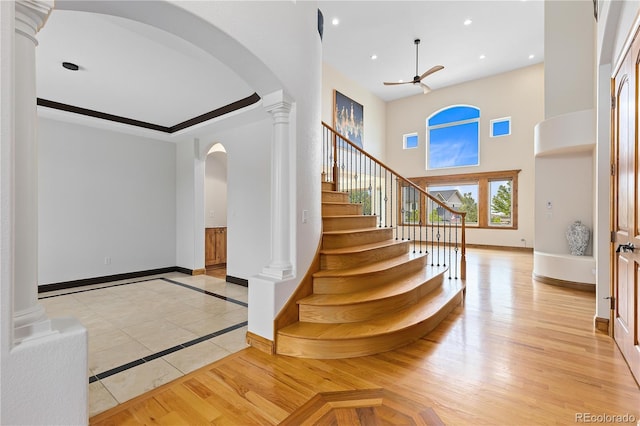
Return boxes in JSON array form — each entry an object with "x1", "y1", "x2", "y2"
[{"x1": 275, "y1": 180, "x2": 465, "y2": 359}]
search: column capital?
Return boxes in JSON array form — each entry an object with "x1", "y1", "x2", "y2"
[
  {"x1": 15, "y1": 0, "x2": 54, "y2": 44},
  {"x1": 263, "y1": 90, "x2": 292, "y2": 116}
]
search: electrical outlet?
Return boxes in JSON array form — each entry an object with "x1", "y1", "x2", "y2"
[{"x1": 104, "y1": 257, "x2": 111, "y2": 265}]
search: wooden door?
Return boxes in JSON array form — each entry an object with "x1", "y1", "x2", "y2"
[
  {"x1": 612, "y1": 37, "x2": 640, "y2": 383},
  {"x1": 213, "y1": 227, "x2": 227, "y2": 265},
  {"x1": 205, "y1": 228, "x2": 216, "y2": 266}
]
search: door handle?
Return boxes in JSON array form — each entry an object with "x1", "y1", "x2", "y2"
[{"x1": 616, "y1": 243, "x2": 635, "y2": 253}]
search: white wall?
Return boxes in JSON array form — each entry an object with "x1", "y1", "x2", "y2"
[
  {"x1": 534, "y1": 151, "x2": 594, "y2": 255},
  {"x1": 545, "y1": 0, "x2": 596, "y2": 118},
  {"x1": 176, "y1": 139, "x2": 197, "y2": 271},
  {"x1": 533, "y1": 1, "x2": 596, "y2": 286},
  {"x1": 200, "y1": 119, "x2": 272, "y2": 281},
  {"x1": 38, "y1": 117, "x2": 176, "y2": 285},
  {"x1": 385, "y1": 64, "x2": 543, "y2": 247},
  {"x1": 322, "y1": 62, "x2": 387, "y2": 160},
  {"x1": 205, "y1": 152, "x2": 228, "y2": 228}
]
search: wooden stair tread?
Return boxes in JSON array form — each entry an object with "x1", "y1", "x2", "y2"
[
  {"x1": 313, "y1": 252, "x2": 428, "y2": 278},
  {"x1": 322, "y1": 201, "x2": 357, "y2": 206},
  {"x1": 323, "y1": 227, "x2": 382, "y2": 236},
  {"x1": 320, "y1": 239, "x2": 407, "y2": 256},
  {"x1": 323, "y1": 214, "x2": 375, "y2": 219},
  {"x1": 299, "y1": 266, "x2": 447, "y2": 307},
  {"x1": 279, "y1": 280, "x2": 464, "y2": 340}
]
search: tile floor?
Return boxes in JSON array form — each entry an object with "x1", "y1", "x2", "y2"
[{"x1": 38, "y1": 271, "x2": 248, "y2": 417}]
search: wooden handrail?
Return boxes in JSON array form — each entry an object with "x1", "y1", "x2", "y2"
[
  {"x1": 321, "y1": 121, "x2": 466, "y2": 280},
  {"x1": 321, "y1": 121, "x2": 466, "y2": 221}
]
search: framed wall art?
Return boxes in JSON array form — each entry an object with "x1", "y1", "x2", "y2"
[{"x1": 334, "y1": 90, "x2": 363, "y2": 148}]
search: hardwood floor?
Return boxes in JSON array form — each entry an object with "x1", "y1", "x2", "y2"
[{"x1": 90, "y1": 248, "x2": 640, "y2": 425}]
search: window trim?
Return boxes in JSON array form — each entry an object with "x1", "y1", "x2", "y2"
[
  {"x1": 406, "y1": 169, "x2": 520, "y2": 229},
  {"x1": 403, "y1": 132, "x2": 419, "y2": 150},
  {"x1": 490, "y1": 116, "x2": 511, "y2": 137}
]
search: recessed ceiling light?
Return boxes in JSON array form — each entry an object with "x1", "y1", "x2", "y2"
[
  {"x1": 479, "y1": 54, "x2": 486, "y2": 60},
  {"x1": 370, "y1": 54, "x2": 378, "y2": 60},
  {"x1": 528, "y1": 54, "x2": 535, "y2": 59},
  {"x1": 62, "y1": 61, "x2": 79, "y2": 71},
  {"x1": 331, "y1": 18, "x2": 339, "y2": 26},
  {"x1": 398, "y1": 79, "x2": 404, "y2": 83},
  {"x1": 464, "y1": 18, "x2": 472, "y2": 26}
]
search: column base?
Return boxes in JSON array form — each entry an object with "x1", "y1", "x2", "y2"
[
  {"x1": 261, "y1": 264, "x2": 294, "y2": 280},
  {"x1": 249, "y1": 273, "x2": 298, "y2": 340},
  {"x1": 2, "y1": 317, "x2": 88, "y2": 425},
  {"x1": 14, "y1": 303, "x2": 55, "y2": 343}
]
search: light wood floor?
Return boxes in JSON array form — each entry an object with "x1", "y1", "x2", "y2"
[{"x1": 90, "y1": 248, "x2": 640, "y2": 425}]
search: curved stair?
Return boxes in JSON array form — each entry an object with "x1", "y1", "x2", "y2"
[{"x1": 275, "y1": 182, "x2": 465, "y2": 359}]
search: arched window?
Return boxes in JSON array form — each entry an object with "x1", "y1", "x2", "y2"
[{"x1": 427, "y1": 105, "x2": 480, "y2": 170}]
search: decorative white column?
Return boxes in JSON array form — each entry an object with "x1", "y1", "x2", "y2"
[
  {"x1": 262, "y1": 90, "x2": 294, "y2": 279},
  {"x1": 13, "y1": 0, "x2": 54, "y2": 343}
]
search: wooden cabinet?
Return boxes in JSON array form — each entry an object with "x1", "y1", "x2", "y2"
[{"x1": 205, "y1": 227, "x2": 227, "y2": 267}]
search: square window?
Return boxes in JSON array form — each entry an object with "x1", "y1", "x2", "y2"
[
  {"x1": 427, "y1": 183, "x2": 478, "y2": 226},
  {"x1": 490, "y1": 117, "x2": 511, "y2": 137},
  {"x1": 404, "y1": 133, "x2": 418, "y2": 149}
]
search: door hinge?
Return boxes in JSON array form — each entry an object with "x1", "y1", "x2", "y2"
[
  {"x1": 612, "y1": 95, "x2": 616, "y2": 109},
  {"x1": 611, "y1": 163, "x2": 615, "y2": 176},
  {"x1": 604, "y1": 296, "x2": 615, "y2": 310},
  {"x1": 611, "y1": 230, "x2": 616, "y2": 243}
]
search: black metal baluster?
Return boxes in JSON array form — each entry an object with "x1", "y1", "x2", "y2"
[
  {"x1": 430, "y1": 199, "x2": 435, "y2": 266},
  {"x1": 413, "y1": 187, "x2": 417, "y2": 253},
  {"x1": 419, "y1": 194, "x2": 423, "y2": 254},
  {"x1": 446, "y1": 219, "x2": 451, "y2": 278},
  {"x1": 454, "y1": 219, "x2": 459, "y2": 279},
  {"x1": 378, "y1": 164, "x2": 383, "y2": 228}
]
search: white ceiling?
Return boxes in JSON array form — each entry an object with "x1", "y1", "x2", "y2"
[
  {"x1": 320, "y1": 0, "x2": 544, "y2": 102},
  {"x1": 36, "y1": 9, "x2": 255, "y2": 128},
  {"x1": 35, "y1": 1, "x2": 544, "y2": 132}
]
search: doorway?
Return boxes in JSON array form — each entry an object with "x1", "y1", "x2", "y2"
[{"x1": 205, "y1": 143, "x2": 228, "y2": 278}]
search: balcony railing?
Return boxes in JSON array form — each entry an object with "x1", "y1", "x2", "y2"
[{"x1": 322, "y1": 122, "x2": 466, "y2": 280}]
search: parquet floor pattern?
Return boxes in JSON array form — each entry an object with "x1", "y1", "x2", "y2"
[{"x1": 90, "y1": 249, "x2": 640, "y2": 425}]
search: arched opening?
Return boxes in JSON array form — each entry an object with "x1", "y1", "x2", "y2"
[
  {"x1": 32, "y1": 1, "x2": 281, "y2": 418},
  {"x1": 204, "y1": 143, "x2": 228, "y2": 278}
]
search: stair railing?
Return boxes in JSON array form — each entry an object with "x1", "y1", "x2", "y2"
[{"x1": 322, "y1": 122, "x2": 466, "y2": 280}]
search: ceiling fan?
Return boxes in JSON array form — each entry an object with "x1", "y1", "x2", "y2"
[{"x1": 383, "y1": 39, "x2": 444, "y2": 94}]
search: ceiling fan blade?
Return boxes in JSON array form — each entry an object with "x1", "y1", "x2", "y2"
[
  {"x1": 383, "y1": 81, "x2": 413, "y2": 86},
  {"x1": 419, "y1": 82, "x2": 432, "y2": 94},
  {"x1": 419, "y1": 65, "x2": 444, "y2": 80}
]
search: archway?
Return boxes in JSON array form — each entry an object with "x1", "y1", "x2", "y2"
[
  {"x1": 204, "y1": 143, "x2": 228, "y2": 276},
  {"x1": 19, "y1": 1, "x2": 282, "y2": 422}
]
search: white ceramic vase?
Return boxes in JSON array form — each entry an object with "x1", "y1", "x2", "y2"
[{"x1": 566, "y1": 220, "x2": 590, "y2": 256}]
